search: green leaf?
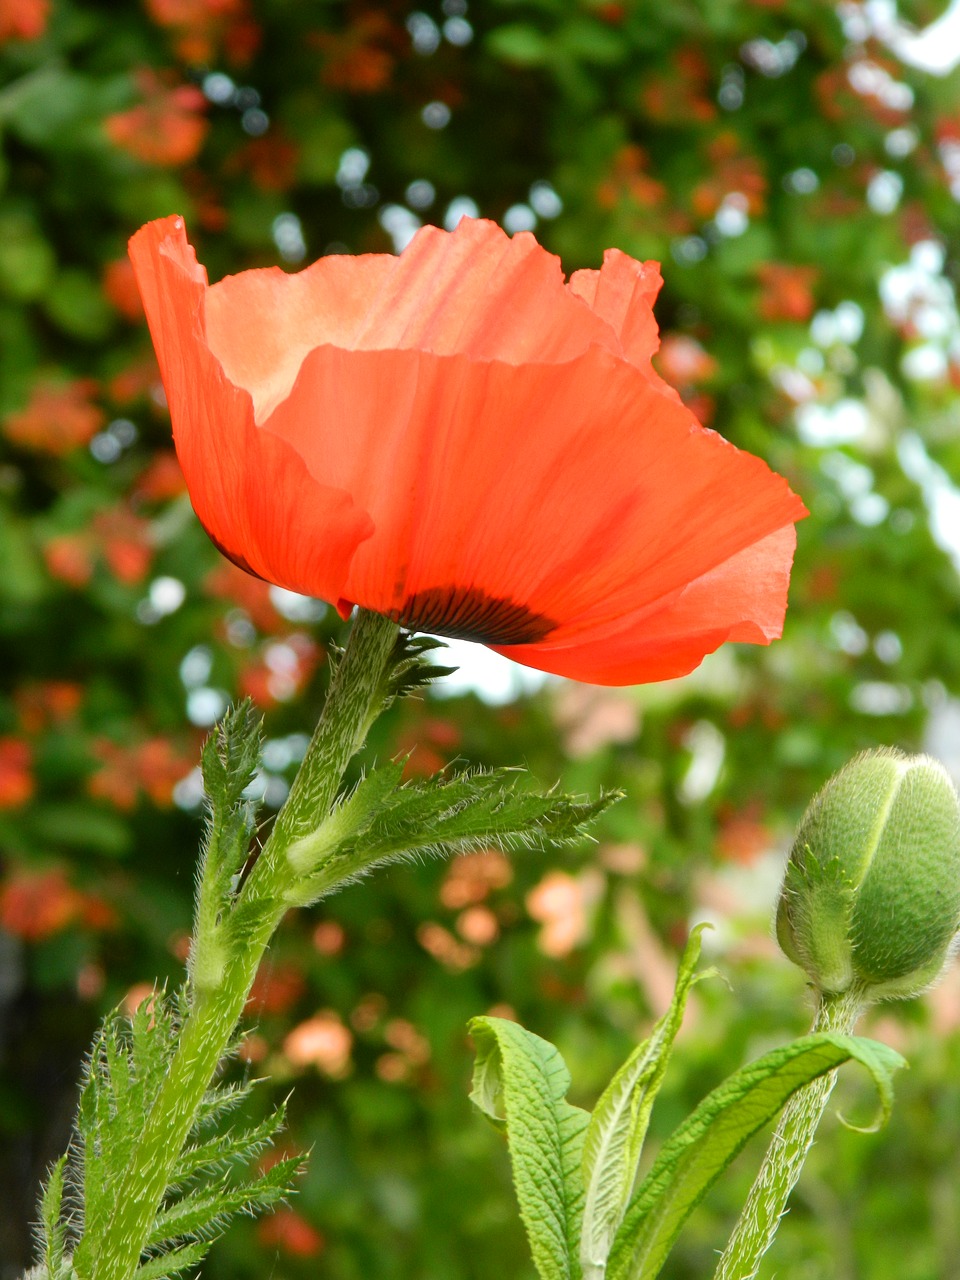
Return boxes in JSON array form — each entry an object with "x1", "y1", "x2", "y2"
[
  {"x1": 190, "y1": 702, "x2": 263, "y2": 990},
  {"x1": 469, "y1": 1016, "x2": 590, "y2": 1280},
  {"x1": 147, "y1": 1155, "x2": 302, "y2": 1249},
  {"x1": 133, "y1": 1241, "x2": 210, "y2": 1280},
  {"x1": 606, "y1": 1034, "x2": 906, "y2": 1280},
  {"x1": 38, "y1": 1155, "x2": 69, "y2": 1275},
  {"x1": 384, "y1": 632, "x2": 459, "y2": 701},
  {"x1": 288, "y1": 768, "x2": 616, "y2": 906},
  {"x1": 199, "y1": 700, "x2": 263, "y2": 835},
  {"x1": 173, "y1": 1103, "x2": 287, "y2": 1183},
  {"x1": 67, "y1": 987, "x2": 301, "y2": 1277},
  {"x1": 580, "y1": 927, "x2": 710, "y2": 1280}
]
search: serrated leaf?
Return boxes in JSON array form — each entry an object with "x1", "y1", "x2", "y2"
[
  {"x1": 75, "y1": 996, "x2": 182, "y2": 1256},
  {"x1": 470, "y1": 1016, "x2": 590, "y2": 1280},
  {"x1": 38, "y1": 1156, "x2": 69, "y2": 1275},
  {"x1": 580, "y1": 927, "x2": 709, "y2": 1280},
  {"x1": 200, "y1": 701, "x2": 263, "y2": 806},
  {"x1": 385, "y1": 632, "x2": 458, "y2": 700},
  {"x1": 173, "y1": 1104, "x2": 287, "y2": 1184},
  {"x1": 191, "y1": 702, "x2": 263, "y2": 990},
  {"x1": 292, "y1": 770, "x2": 616, "y2": 905},
  {"x1": 606, "y1": 1034, "x2": 906, "y2": 1280},
  {"x1": 66, "y1": 986, "x2": 301, "y2": 1278},
  {"x1": 133, "y1": 1240, "x2": 210, "y2": 1280},
  {"x1": 192, "y1": 1080, "x2": 256, "y2": 1130},
  {"x1": 148, "y1": 1156, "x2": 302, "y2": 1248}
]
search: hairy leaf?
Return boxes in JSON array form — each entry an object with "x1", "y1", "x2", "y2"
[
  {"x1": 580, "y1": 926, "x2": 710, "y2": 1279},
  {"x1": 470, "y1": 1016, "x2": 590, "y2": 1280},
  {"x1": 132, "y1": 1241, "x2": 209, "y2": 1280},
  {"x1": 288, "y1": 768, "x2": 616, "y2": 906},
  {"x1": 37, "y1": 1156, "x2": 69, "y2": 1277},
  {"x1": 60, "y1": 988, "x2": 300, "y2": 1279},
  {"x1": 606, "y1": 1034, "x2": 906, "y2": 1280},
  {"x1": 191, "y1": 701, "x2": 263, "y2": 990}
]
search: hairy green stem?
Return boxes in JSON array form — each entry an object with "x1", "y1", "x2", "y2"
[
  {"x1": 712, "y1": 986, "x2": 866, "y2": 1280},
  {"x1": 76, "y1": 610, "x2": 398, "y2": 1280}
]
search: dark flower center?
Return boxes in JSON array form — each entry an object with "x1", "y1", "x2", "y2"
[{"x1": 392, "y1": 586, "x2": 555, "y2": 646}]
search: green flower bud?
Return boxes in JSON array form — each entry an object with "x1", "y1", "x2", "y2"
[{"x1": 776, "y1": 749, "x2": 960, "y2": 1001}]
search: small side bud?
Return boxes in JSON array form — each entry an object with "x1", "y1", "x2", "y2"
[{"x1": 776, "y1": 749, "x2": 960, "y2": 1001}]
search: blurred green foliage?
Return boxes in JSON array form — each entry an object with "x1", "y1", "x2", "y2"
[{"x1": 2, "y1": 0, "x2": 960, "y2": 1277}]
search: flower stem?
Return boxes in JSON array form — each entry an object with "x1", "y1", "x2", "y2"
[
  {"x1": 712, "y1": 986, "x2": 866, "y2": 1280},
  {"x1": 77, "y1": 610, "x2": 398, "y2": 1280}
]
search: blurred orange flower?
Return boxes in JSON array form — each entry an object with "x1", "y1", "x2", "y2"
[
  {"x1": 92, "y1": 508, "x2": 153, "y2": 584},
  {"x1": 0, "y1": 737, "x2": 33, "y2": 808},
  {"x1": 283, "y1": 1011, "x2": 353, "y2": 1076},
  {"x1": 146, "y1": 0, "x2": 260, "y2": 64},
  {"x1": 257, "y1": 1209, "x2": 324, "y2": 1258},
  {"x1": 456, "y1": 905, "x2": 499, "y2": 946},
  {"x1": 596, "y1": 144, "x2": 666, "y2": 211},
  {"x1": 0, "y1": 868, "x2": 80, "y2": 940},
  {"x1": 44, "y1": 508, "x2": 153, "y2": 588},
  {"x1": 204, "y1": 561, "x2": 283, "y2": 632},
  {"x1": 107, "y1": 354, "x2": 162, "y2": 406},
  {"x1": 102, "y1": 258, "x2": 145, "y2": 321},
  {"x1": 716, "y1": 805, "x2": 772, "y2": 865},
  {"x1": 105, "y1": 70, "x2": 208, "y2": 167},
  {"x1": 88, "y1": 736, "x2": 194, "y2": 810},
  {"x1": 756, "y1": 262, "x2": 819, "y2": 324},
  {"x1": 655, "y1": 334, "x2": 718, "y2": 386},
  {"x1": 238, "y1": 634, "x2": 320, "y2": 706},
  {"x1": 0, "y1": 0, "x2": 49, "y2": 42},
  {"x1": 44, "y1": 534, "x2": 94, "y2": 588},
  {"x1": 417, "y1": 920, "x2": 479, "y2": 971},
  {"x1": 692, "y1": 134, "x2": 767, "y2": 219},
  {"x1": 314, "y1": 12, "x2": 397, "y2": 93},
  {"x1": 133, "y1": 451, "x2": 187, "y2": 503},
  {"x1": 4, "y1": 378, "x2": 104, "y2": 455},
  {"x1": 247, "y1": 960, "x2": 306, "y2": 1016},
  {"x1": 15, "y1": 681, "x2": 83, "y2": 733},
  {"x1": 526, "y1": 869, "x2": 603, "y2": 958},
  {"x1": 439, "y1": 851, "x2": 512, "y2": 908},
  {"x1": 229, "y1": 135, "x2": 300, "y2": 192},
  {"x1": 641, "y1": 47, "x2": 716, "y2": 124}
]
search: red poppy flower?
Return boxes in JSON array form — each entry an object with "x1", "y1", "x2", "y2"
[{"x1": 129, "y1": 215, "x2": 806, "y2": 685}]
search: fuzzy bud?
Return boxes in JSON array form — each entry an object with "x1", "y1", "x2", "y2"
[{"x1": 776, "y1": 749, "x2": 960, "y2": 1001}]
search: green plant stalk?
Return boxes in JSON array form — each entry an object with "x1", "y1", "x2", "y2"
[
  {"x1": 712, "y1": 986, "x2": 866, "y2": 1280},
  {"x1": 78, "y1": 609, "x2": 398, "y2": 1280}
]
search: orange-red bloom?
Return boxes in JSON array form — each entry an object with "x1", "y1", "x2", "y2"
[
  {"x1": 4, "y1": 377, "x2": 104, "y2": 455},
  {"x1": 105, "y1": 71, "x2": 208, "y2": 168},
  {"x1": 0, "y1": 0, "x2": 49, "y2": 42},
  {"x1": 129, "y1": 215, "x2": 806, "y2": 685}
]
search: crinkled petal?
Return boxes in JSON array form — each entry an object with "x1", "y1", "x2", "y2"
[
  {"x1": 131, "y1": 215, "x2": 807, "y2": 686},
  {"x1": 262, "y1": 341, "x2": 805, "y2": 681},
  {"x1": 128, "y1": 216, "x2": 373, "y2": 599},
  {"x1": 568, "y1": 249, "x2": 665, "y2": 369},
  {"x1": 203, "y1": 219, "x2": 652, "y2": 423},
  {"x1": 492, "y1": 527, "x2": 798, "y2": 684}
]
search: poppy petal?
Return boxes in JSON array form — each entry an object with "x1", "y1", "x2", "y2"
[
  {"x1": 128, "y1": 217, "x2": 373, "y2": 600},
  {"x1": 262, "y1": 341, "x2": 804, "y2": 680},
  {"x1": 492, "y1": 527, "x2": 798, "y2": 684},
  {"x1": 131, "y1": 215, "x2": 807, "y2": 686},
  {"x1": 568, "y1": 249, "x2": 665, "y2": 370},
  {"x1": 201, "y1": 219, "x2": 645, "y2": 426}
]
